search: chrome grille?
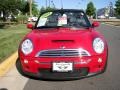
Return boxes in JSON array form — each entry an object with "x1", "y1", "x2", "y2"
[{"x1": 36, "y1": 49, "x2": 91, "y2": 57}]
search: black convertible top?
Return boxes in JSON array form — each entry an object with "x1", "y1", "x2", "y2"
[{"x1": 35, "y1": 9, "x2": 91, "y2": 28}]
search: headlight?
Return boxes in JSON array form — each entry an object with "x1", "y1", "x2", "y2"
[
  {"x1": 21, "y1": 39, "x2": 33, "y2": 55},
  {"x1": 93, "y1": 38, "x2": 104, "y2": 54}
]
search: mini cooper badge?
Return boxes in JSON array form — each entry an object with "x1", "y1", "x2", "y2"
[{"x1": 60, "y1": 46, "x2": 66, "y2": 49}]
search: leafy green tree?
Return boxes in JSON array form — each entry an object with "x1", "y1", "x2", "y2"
[
  {"x1": 18, "y1": 0, "x2": 29, "y2": 15},
  {"x1": 32, "y1": 1, "x2": 39, "y2": 16},
  {"x1": 40, "y1": 6, "x2": 56, "y2": 14},
  {"x1": 86, "y1": 2, "x2": 96, "y2": 18},
  {"x1": 18, "y1": 0, "x2": 39, "y2": 16},
  {"x1": 115, "y1": 0, "x2": 120, "y2": 16},
  {"x1": 46, "y1": 7, "x2": 56, "y2": 11},
  {"x1": 0, "y1": 0, "x2": 25, "y2": 21},
  {"x1": 0, "y1": 0, "x2": 39, "y2": 21},
  {"x1": 40, "y1": 6, "x2": 46, "y2": 12}
]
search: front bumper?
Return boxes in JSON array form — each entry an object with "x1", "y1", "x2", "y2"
[
  {"x1": 16, "y1": 59, "x2": 105, "y2": 80},
  {"x1": 16, "y1": 54, "x2": 107, "y2": 80}
]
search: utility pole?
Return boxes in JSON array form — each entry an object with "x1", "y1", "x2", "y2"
[
  {"x1": 96, "y1": 9, "x2": 97, "y2": 19},
  {"x1": 61, "y1": 0, "x2": 63, "y2": 9},
  {"x1": 29, "y1": 0, "x2": 32, "y2": 17},
  {"x1": 46, "y1": 0, "x2": 48, "y2": 8},
  {"x1": 49, "y1": 0, "x2": 50, "y2": 7}
]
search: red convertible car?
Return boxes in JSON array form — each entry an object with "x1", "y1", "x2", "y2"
[{"x1": 16, "y1": 9, "x2": 108, "y2": 80}]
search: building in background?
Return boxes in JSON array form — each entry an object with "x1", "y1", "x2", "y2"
[{"x1": 97, "y1": 2, "x2": 115, "y2": 19}]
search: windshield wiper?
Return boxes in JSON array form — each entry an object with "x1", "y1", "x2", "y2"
[
  {"x1": 35, "y1": 25, "x2": 90, "y2": 29},
  {"x1": 68, "y1": 25, "x2": 90, "y2": 29}
]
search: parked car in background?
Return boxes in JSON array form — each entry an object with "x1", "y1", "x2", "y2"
[
  {"x1": 98, "y1": 15, "x2": 106, "y2": 19},
  {"x1": 17, "y1": 9, "x2": 108, "y2": 80},
  {"x1": 109, "y1": 17, "x2": 116, "y2": 19},
  {"x1": 28, "y1": 16, "x2": 38, "y2": 22}
]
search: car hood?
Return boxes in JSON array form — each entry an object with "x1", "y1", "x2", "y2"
[{"x1": 24, "y1": 28, "x2": 96, "y2": 56}]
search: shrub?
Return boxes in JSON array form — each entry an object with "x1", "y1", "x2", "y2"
[{"x1": 16, "y1": 15, "x2": 28, "y2": 24}]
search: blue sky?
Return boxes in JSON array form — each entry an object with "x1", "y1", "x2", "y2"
[{"x1": 35, "y1": 0, "x2": 116, "y2": 10}]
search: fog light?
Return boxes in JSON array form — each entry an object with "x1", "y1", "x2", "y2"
[
  {"x1": 24, "y1": 59, "x2": 28, "y2": 64},
  {"x1": 98, "y1": 58, "x2": 102, "y2": 63},
  {"x1": 35, "y1": 60, "x2": 39, "y2": 64}
]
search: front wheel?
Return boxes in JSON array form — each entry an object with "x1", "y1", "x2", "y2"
[{"x1": 16, "y1": 59, "x2": 26, "y2": 77}]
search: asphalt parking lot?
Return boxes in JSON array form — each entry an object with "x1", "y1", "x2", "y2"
[{"x1": 0, "y1": 24, "x2": 120, "y2": 90}]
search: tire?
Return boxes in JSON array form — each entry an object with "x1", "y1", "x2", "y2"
[{"x1": 16, "y1": 59, "x2": 26, "y2": 77}]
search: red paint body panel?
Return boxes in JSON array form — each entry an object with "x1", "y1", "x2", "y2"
[{"x1": 19, "y1": 28, "x2": 108, "y2": 74}]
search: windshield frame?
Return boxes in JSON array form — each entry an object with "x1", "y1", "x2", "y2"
[{"x1": 34, "y1": 9, "x2": 92, "y2": 29}]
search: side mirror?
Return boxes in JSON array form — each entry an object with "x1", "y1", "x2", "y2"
[
  {"x1": 27, "y1": 23, "x2": 34, "y2": 29},
  {"x1": 92, "y1": 21, "x2": 100, "y2": 27}
]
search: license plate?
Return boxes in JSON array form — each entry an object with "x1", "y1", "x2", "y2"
[{"x1": 52, "y1": 62, "x2": 73, "y2": 72}]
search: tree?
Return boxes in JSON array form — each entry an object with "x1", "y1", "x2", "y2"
[
  {"x1": 32, "y1": 1, "x2": 39, "y2": 16},
  {"x1": 0, "y1": 0, "x2": 28, "y2": 21},
  {"x1": 86, "y1": 2, "x2": 96, "y2": 18},
  {"x1": 0, "y1": 0, "x2": 39, "y2": 21},
  {"x1": 40, "y1": 6, "x2": 46, "y2": 12},
  {"x1": 19, "y1": 0, "x2": 29, "y2": 15},
  {"x1": 40, "y1": 6, "x2": 56, "y2": 14},
  {"x1": 46, "y1": 7, "x2": 55, "y2": 11},
  {"x1": 0, "y1": 0, "x2": 20, "y2": 21},
  {"x1": 115, "y1": 0, "x2": 120, "y2": 16},
  {"x1": 23, "y1": 0, "x2": 39, "y2": 16}
]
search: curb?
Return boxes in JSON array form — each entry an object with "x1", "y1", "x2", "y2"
[
  {"x1": 102, "y1": 23, "x2": 120, "y2": 27},
  {"x1": 0, "y1": 51, "x2": 18, "y2": 77}
]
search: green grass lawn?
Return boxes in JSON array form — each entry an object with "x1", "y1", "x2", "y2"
[{"x1": 0, "y1": 24, "x2": 29, "y2": 63}]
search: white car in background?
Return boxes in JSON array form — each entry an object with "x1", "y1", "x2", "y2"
[
  {"x1": 98, "y1": 15, "x2": 106, "y2": 19},
  {"x1": 28, "y1": 17, "x2": 38, "y2": 22}
]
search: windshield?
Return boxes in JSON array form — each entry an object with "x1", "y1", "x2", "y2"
[{"x1": 35, "y1": 10, "x2": 91, "y2": 29}]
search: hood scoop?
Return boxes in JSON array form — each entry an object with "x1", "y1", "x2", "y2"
[{"x1": 52, "y1": 40, "x2": 74, "y2": 43}]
